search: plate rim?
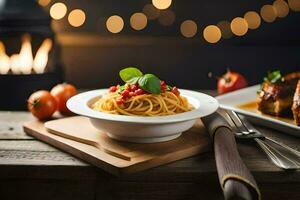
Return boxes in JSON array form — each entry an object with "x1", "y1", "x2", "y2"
[
  {"x1": 216, "y1": 84, "x2": 300, "y2": 131},
  {"x1": 67, "y1": 89, "x2": 219, "y2": 124}
]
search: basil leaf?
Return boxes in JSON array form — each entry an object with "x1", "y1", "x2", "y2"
[
  {"x1": 126, "y1": 77, "x2": 140, "y2": 84},
  {"x1": 264, "y1": 70, "x2": 282, "y2": 83},
  {"x1": 138, "y1": 74, "x2": 161, "y2": 94},
  {"x1": 119, "y1": 67, "x2": 143, "y2": 83}
]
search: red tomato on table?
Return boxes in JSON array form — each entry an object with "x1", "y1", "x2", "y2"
[
  {"x1": 218, "y1": 71, "x2": 248, "y2": 94},
  {"x1": 51, "y1": 83, "x2": 77, "y2": 115},
  {"x1": 27, "y1": 90, "x2": 57, "y2": 120}
]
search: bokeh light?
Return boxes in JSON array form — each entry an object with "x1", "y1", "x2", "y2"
[
  {"x1": 106, "y1": 15, "x2": 124, "y2": 33},
  {"x1": 180, "y1": 20, "x2": 197, "y2": 38},
  {"x1": 217, "y1": 21, "x2": 233, "y2": 39},
  {"x1": 143, "y1": 4, "x2": 160, "y2": 20},
  {"x1": 288, "y1": 0, "x2": 300, "y2": 11},
  {"x1": 244, "y1": 11, "x2": 261, "y2": 29},
  {"x1": 158, "y1": 10, "x2": 175, "y2": 26},
  {"x1": 152, "y1": 0, "x2": 172, "y2": 10},
  {"x1": 273, "y1": 0, "x2": 289, "y2": 18},
  {"x1": 130, "y1": 13, "x2": 148, "y2": 31},
  {"x1": 260, "y1": 5, "x2": 277, "y2": 22},
  {"x1": 50, "y1": 2, "x2": 67, "y2": 20},
  {"x1": 38, "y1": 0, "x2": 51, "y2": 7},
  {"x1": 203, "y1": 25, "x2": 222, "y2": 44},
  {"x1": 230, "y1": 17, "x2": 248, "y2": 36},
  {"x1": 68, "y1": 9, "x2": 86, "y2": 27}
]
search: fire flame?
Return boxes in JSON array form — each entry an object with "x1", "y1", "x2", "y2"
[
  {"x1": 0, "y1": 35, "x2": 52, "y2": 75},
  {"x1": 10, "y1": 54, "x2": 21, "y2": 74},
  {"x1": 19, "y1": 35, "x2": 34, "y2": 74},
  {"x1": 33, "y1": 39, "x2": 52, "y2": 74},
  {"x1": 0, "y1": 42, "x2": 10, "y2": 74}
]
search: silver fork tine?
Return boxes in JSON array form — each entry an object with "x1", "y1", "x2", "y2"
[
  {"x1": 239, "y1": 113, "x2": 300, "y2": 157},
  {"x1": 265, "y1": 137, "x2": 300, "y2": 157},
  {"x1": 226, "y1": 110, "x2": 251, "y2": 135},
  {"x1": 217, "y1": 109, "x2": 243, "y2": 136},
  {"x1": 254, "y1": 138, "x2": 300, "y2": 169},
  {"x1": 224, "y1": 109, "x2": 300, "y2": 170}
]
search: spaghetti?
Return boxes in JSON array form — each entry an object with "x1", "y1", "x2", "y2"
[
  {"x1": 92, "y1": 91, "x2": 192, "y2": 116},
  {"x1": 91, "y1": 67, "x2": 193, "y2": 116}
]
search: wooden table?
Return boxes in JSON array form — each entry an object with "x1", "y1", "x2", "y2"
[{"x1": 0, "y1": 111, "x2": 299, "y2": 200}]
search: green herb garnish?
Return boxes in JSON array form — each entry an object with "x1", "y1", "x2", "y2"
[
  {"x1": 116, "y1": 85, "x2": 125, "y2": 93},
  {"x1": 138, "y1": 74, "x2": 161, "y2": 94},
  {"x1": 119, "y1": 67, "x2": 143, "y2": 84},
  {"x1": 118, "y1": 67, "x2": 162, "y2": 94},
  {"x1": 263, "y1": 70, "x2": 283, "y2": 84}
]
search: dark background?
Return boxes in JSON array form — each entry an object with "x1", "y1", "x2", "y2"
[{"x1": 48, "y1": 0, "x2": 300, "y2": 89}]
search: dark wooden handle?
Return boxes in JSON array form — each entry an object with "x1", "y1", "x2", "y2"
[
  {"x1": 223, "y1": 180, "x2": 252, "y2": 200},
  {"x1": 214, "y1": 127, "x2": 259, "y2": 200}
]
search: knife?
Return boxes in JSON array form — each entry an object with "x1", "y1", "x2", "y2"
[{"x1": 202, "y1": 109, "x2": 260, "y2": 200}]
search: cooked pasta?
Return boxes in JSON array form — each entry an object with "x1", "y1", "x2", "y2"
[
  {"x1": 91, "y1": 67, "x2": 193, "y2": 116},
  {"x1": 92, "y1": 91, "x2": 192, "y2": 116}
]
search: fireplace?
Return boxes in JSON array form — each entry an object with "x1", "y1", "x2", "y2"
[{"x1": 0, "y1": 0, "x2": 63, "y2": 110}]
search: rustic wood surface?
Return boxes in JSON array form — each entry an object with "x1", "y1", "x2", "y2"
[
  {"x1": 24, "y1": 116, "x2": 210, "y2": 175},
  {"x1": 0, "y1": 110, "x2": 300, "y2": 200}
]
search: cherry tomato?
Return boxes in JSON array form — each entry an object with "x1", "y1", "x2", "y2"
[
  {"x1": 116, "y1": 98, "x2": 124, "y2": 105},
  {"x1": 134, "y1": 88, "x2": 145, "y2": 96},
  {"x1": 218, "y1": 71, "x2": 248, "y2": 94},
  {"x1": 160, "y1": 80, "x2": 166, "y2": 92},
  {"x1": 27, "y1": 90, "x2": 57, "y2": 120},
  {"x1": 109, "y1": 86, "x2": 117, "y2": 93},
  {"x1": 121, "y1": 89, "x2": 130, "y2": 98},
  {"x1": 129, "y1": 91, "x2": 135, "y2": 97},
  {"x1": 124, "y1": 83, "x2": 131, "y2": 91},
  {"x1": 50, "y1": 83, "x2": 77, "y2": 115},
  {"x1": 172, "y1": 86, "x2": 180, "y2": 96},
  {"x1": 130, "y1": 84, "x2": 138, "y2": 91}
]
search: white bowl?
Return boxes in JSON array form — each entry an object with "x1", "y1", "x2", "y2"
[{"x1": 67, "y1": 89, "x2": 219, "y2": 143}]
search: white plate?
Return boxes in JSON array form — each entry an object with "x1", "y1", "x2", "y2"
[
  {"x1": 67, "y1": 89, "x2": 219, "y2": 143},
  {"x1": 217, "y1": 85, "x2": 300, "y2": 137}
]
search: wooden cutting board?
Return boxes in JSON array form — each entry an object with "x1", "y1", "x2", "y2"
[{"x1": 23, "y1": 116, "x2": 211, "y2": 175}]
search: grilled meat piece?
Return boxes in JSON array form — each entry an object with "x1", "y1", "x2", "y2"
[
  {"x1": 292, "y1": 80, "x2": 300, "y2": 126},
  {"x1": 257, "y1": 82, "x2": 295, "y2": 115},
  {"x1": 285, "y1": 72, "x2": 300, "y2": 83},
  {"x1": 257, "y1": 72, "x2": 300, "y2": 116}
]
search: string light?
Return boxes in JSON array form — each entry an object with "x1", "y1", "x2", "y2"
[
  {"x1": 152, "y1": 0, "x2": 172, "y2": 10},
  {"x1": 244, "y1": 11, "x2": 261, "y2": 29},
  {"x1": 217, "y1": 21, "x2": 233, "y2": 39},
  {"x1": 260, "y1": 5, "x2": 277, "y2": 22},
  {"x1": 230, "y1": 17, "x2": 248, "y2": 36},
  {"x1": 288, "y1": 0, "x2": 300, "y2": 11},
  {"x1": 203, "y1": 25, "x2": 221, "y2": 44},
  {"x1": 273, "y1": 0, "x2": 289, "y2": 18},
  {"x1": 106, "y1": 15, "x2": 124, "y2": 33},
  {"x1": 68, "y1": 9, "x2": 86, "y2": 27},
  {"x1": 158, "y1": 9, "x2": 175, "y2": 26},
  {"x1": 38, "y1": 0, "x2": 51, "y2": 7},
  {"x1": 143, "y1": 4, "x2": 160, "y2": 20},
  {"x1": 50, "y1": 2, "x2": 67, "y2": 20},
  {"x1": 180, "y1": 20, "x2": 197, "y2": 38},
  {"x1": 130, "y1": 13, "x2": 148, "y2": 31}
]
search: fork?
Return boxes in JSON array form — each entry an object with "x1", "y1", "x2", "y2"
[{"x1": 221, "y1": 109, "x2": 300, "y2": 170}]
